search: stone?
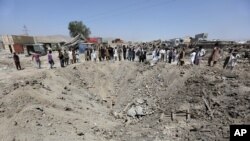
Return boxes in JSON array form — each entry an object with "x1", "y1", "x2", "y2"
[
  {"x1": 35, "y1": 107, "x2": 44, "y2": 112},
  {"x1": 135, "y1": 106, "x2": 144, "y2": 116},
  {"x1": 77, "y1": 132, "x2": 85, "y2": 136},
  {"x1": 127, "y1": 107, "x2": 136, "y2": 117},
  {"x1": 13, "y1": 121, "x2": 18, "y2": 126},
  {"x1": 64, "y1": 107, "x2": 72, "y2": 111},
  {"x1": 25, "y1": 81, "x2": 30, "y2": 85},
  {"x1": 136, "y1": 98, "x2": 144, "y2": 104}
]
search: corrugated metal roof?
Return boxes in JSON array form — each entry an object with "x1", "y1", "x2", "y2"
[{"x1": 34, "y1": 35, "x2": 72, "y2": 43}]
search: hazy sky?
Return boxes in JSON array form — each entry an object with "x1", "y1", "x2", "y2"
[{"x1": 0, "y1": 0, "x2": 249, "y2": 41}]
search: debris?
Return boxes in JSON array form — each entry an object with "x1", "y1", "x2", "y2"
[{"x1": 64, "y1": 107, "x2": 72, "y2": 111}]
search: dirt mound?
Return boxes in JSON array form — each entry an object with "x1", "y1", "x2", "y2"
[{"x1": 0, "y1": 61, "x2": 249, "y2": 141}]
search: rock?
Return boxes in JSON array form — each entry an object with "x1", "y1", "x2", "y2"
[
  {"x1": 112, "y1": 111, "x2": 123, "y2": 119},
  {"x1": 25, "y1": 81, "x2": 30, "y2": 85},
  {"x1": 36, "y1": 121, "x2": 42, "y2": 126},
  {"x1": 77, "y1": 132, "x2": 85, "y2": 136},
  {"x1": 47, "y1": 123, "x2": 53, "y2": 127},
  {"x1": 228, "y1": 111, "x2": 240, "y2": 118},
  {"x1": 73, "y1": 66, "x2": 77, "y2": 70},
  {"x1": 35, "y1": 107, "x2": 44, "y2": 112},
  {"x1": 135, "y1": 106, "x2": 144, "y2": 116},
  {"x1": 13, "y1": 121, "x2": 18, "y2": 126},
  {"x1": 136, "y1": 98, "x2": 145, "y2": 104},
  {"x1": 64, "y1": 107, "x2": 72, "y2": 111},
  {"x1": 127, "y1": 107, "x2": 136, "y2": 117},
  {"x1": 0, "y1": 108, "x2": 5, "y2": 113}
]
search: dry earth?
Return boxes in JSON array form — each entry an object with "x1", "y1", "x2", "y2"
[{"x1": 0, "y1": 49, "x2": 250, "y2": 141}]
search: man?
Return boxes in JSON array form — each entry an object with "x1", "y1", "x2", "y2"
[
  {"x1": 109, "y1": 46, "x2": 114, "y2": 60},
  {"x1": 64, "y1": 50, "x2": 69, "y2": 65},
  {"x1": 208, "y1": 43, "x2": 221, "y2": 66},
  {"x1": 48, "y1": 50, "x2": 54, "y2": 69},
  {"x1": 168, "y1": 48, "x2": 173, "y2": 64},
  {"x1": 72, "y1": 49, "x2": 76, "y2": 63},
  {"x1": 178, "y1": 48, "x2": 185, "y2": 66},
  {"x1": 132, "y1": 47, "x2": 135, "y2": 61},
  {"x1": 32, "y1": 52, "x2": 41, "y2": 69},
  {"x1": 13, "y1": 52, "x2": 21, "y2": 70},
  {"x1": 100, "y1": 47, "x2": 105, "y2": 61},
  {"x1": 68, "y1": 49, "x2": 73, "y2": 64},
  {"x1": 98, "y1": 46, "x2": 102, "y2": 62},
  {"x1": 123, "y1": 45, "x2": 127, "y2": 60},
  {"x1": 160, "y1": 48, "x2": 166, "y2": 62},
  {"x1": 105, "y1": 47, "x2": 110, "y2": 61},
  {"x1": 194, "y1": 46, "x2": 203, "y2": 66},
  {"x1": 114, "y1": 47, "x2": 118, "y2": 61},
  {"x1": 137, "y1": 48, "x2": 144, "y2": 63},
  {"x1": 117, "y1": 46, "x2": 122, "y2": 61},
  {"x1": 190, "y1": 50, "x2": 196, "y2": 66},
  {"x1": 58, "y1": 50, "x2": 64, "y2": 67}
]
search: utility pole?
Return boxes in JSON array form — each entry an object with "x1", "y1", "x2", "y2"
[{"x1": 23, "y1": 25, "x2": 29, "y2": 36}]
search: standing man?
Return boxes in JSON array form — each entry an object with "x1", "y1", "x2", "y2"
[
  {"x1": 68, "y1": 49, "x2": 73, "y2": 64},
  {"x1": 118, "y1": 46, "x2": 122, "y2": 61},
  {"x1": 132, "y1": 47, "x2": 136, "y2": 61},
  {"x1": 58, "y1": 50, "x2": 64, "y2": 67},
  {"x1": 48, "y1": 50, "x2": 54, "y2": 69},
  {"x1": 114, "y1": 47, "x2": 118, "y2": 61},
  {"x1": 72, "y1": 49, "x2": 76, "y2": 63},
  {"x1": 194, "y1": 46, "x2": 203, "y2": 66},
  {"x1": 32, "y1": 52, "x2": 41, "y2": 69},
  {"x1": 208, "y1": 43, "x2": 221, "y2": 66},
  {"x1": 123, "y1": 45, "x2": 127, "y2": 60},
  {"x1": 64, "y1": 50, "x2": 69, "y2": 65},
  {"x1": 178, "y1": 48, "x2": 185, "y2": 66},
  {"x1": 13, "y1": 52, "x2": 21, "y2": 70},
  {"x1": 190, "y1": 50, "x2": 196, "y2": 66},
  {"x1": 160, "y1": 47, "x2": 166, "y2": 62},
  {"x1": 168, "y1": 48, "x2": 173, "y2": 64}
]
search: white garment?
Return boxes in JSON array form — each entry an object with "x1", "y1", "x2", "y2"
[
  {"x1": 160, "y1": 49, "x2": 166, "y2": 54},
  {"x1": 92, "y1": 51, "x2": 97, "y2": 59},
  {"x1": 190, "y1": 52, "x2": 196, "y2": 64},
  {"x1": 75, "y1": 51, "x2": 79, "y2": 59},
  {"x1": 152, "y1": 50, "x2": 156, "y2": 59},
  {"x1": 228, "y1": 55, "x2": 237, "y2": 67},
  {"x1": 114, "y1": 49, "x2": 118, "y2": 57},
  {"x1": 68, "y1": 51, "x2": 73, "y2": 60}
]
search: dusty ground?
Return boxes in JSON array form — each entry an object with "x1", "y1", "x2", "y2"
[{"x1": 0, "y1": 49, "x2": 249, "y2": 141}]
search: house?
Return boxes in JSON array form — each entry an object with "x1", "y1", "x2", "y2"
[
  {"x1": 1, "y1": 35, "x2": 14, "y2": 53},
  {"x1": 12, "y1": 35, "x2": 35, "y2": 54}
]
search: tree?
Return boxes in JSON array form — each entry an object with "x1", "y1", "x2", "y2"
[{"x1": 68, "y1": 21, "x2": 91, "y2": 38}]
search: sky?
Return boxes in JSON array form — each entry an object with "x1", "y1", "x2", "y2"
[{"x1": 0, "y1": 0, "x2": 249, "y2": 41}]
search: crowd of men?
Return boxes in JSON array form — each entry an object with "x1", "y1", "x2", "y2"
[
  {"x1": 12, "y1": 43, "x2": 243, "y2": 71},
  {"x1": 83, "y1": 45, "x2": 147, "y2": 63}
]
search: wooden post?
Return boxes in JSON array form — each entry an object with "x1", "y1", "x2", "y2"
[
  {"x1": 171, "y1": 111, "x2": 175, "y2": 121},
  {"x1": 186, "y1": 109, "x2": 190, "y2": 121}
]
